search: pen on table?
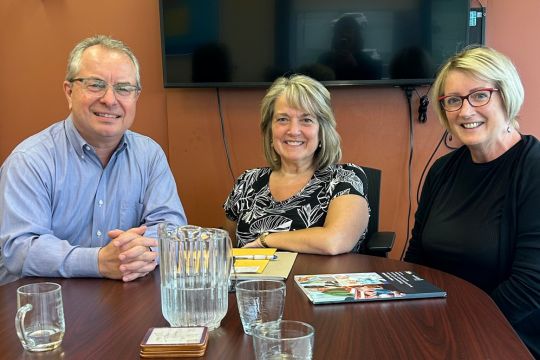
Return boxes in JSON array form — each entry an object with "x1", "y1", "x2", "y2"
[{"x1": 233, "y1": 255, "x2": 278, "y2": 260}]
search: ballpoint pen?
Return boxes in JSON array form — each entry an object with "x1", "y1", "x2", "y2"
[{"x1": 233, "y1": 255, "x2": 278, "y2": 260}]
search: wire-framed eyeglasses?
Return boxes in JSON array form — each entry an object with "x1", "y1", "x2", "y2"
[
  {"x1": 70, "y1": 77, "x2": 140, "y2": 99},
  {"x1": 438, "y1": 88, "x2": 499, "y2": 112}
]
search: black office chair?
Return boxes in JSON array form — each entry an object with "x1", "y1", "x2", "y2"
[{"x1": 357, "y1": 166, "x2": 395, "y2": 257}]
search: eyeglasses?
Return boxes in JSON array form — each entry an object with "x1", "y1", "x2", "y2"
[
  {"x1": 70, "y1": 77, "x2": 140, "y2": 99},
  {"x1": 438, "y1": 88, "x2": 499, "y2": 112}
]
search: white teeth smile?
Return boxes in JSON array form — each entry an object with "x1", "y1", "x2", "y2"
[
  {"x1": 285, "y1": 141, "x2": 303, "y2": 145},
  {"x1": 95, "y1": 112, "x2": 120, "y2": 118},
  {"x1": 462, "y1": 122, "x2": 482, "y2": 129}
]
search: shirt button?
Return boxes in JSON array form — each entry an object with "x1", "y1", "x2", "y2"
[
  {"x1": 85, "y1": 145, "x2": 91, "y2": 150},
  {"x1": 98, "y1": 200, "x2": 104, "y2": 207},
  {"x1": 97, "y1": 230, "x2": 102, "y2": 237}
]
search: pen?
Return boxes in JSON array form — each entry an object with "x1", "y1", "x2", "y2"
[{"x1": 234, "y1": 255, "x2": 278, "y2": 260}]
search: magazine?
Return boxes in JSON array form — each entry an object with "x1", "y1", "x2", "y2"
[{"x1": 294, "y1": 271, "x2": 447, "y2": 304}]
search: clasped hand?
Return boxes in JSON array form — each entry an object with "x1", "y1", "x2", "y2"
[{"x1": 98, "y1": 225, "x2": 158, "y2": 282}]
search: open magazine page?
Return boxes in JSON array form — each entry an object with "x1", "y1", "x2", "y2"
[{"x1": 294, "y1": 271, "x2": 446, "y2": 304}]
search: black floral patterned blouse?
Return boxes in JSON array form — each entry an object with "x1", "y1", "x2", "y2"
[{"x1": 224, "y1": 163, "x2": 369, "y2": 252}]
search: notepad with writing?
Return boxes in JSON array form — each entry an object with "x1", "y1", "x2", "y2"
[
  {"x1": 232, "y1": 248, "x2": 277, "y2": 256},
  {"x1": 232, "y1": 248, "x2": 277, "y2": 274},
  {"x1": 295, "y1": 271, "x2": 447, "y2": 304},
  {"x1": 231, "y1": 251, "x2": 297, "y2": 281}
]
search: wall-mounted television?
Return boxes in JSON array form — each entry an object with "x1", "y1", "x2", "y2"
[{"x1": 159, "y1": 0, "x2": 481, "y2": 88}]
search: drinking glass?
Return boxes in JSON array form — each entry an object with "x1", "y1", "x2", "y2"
[
  {"x1": 15, "y1": 282, "x2": 65, "y2": 352},
  {"x1": 235, "y1": 279, "x2": 286, "y2": 335},
  {"x1": 252, "y1": 320, "x2": 315, "y2": 360}
]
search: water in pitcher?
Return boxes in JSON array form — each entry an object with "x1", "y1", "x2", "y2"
[
  {"x1": 161, "y1": 282, "x2": 228, "y2": 330},
  {"x1": 159, "y1": 224, "x2": 232, "y2": 330}
]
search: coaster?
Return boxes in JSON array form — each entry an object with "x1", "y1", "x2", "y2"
[{"x1": 140, "y1": 327, "x2": 208, "y2": 357}]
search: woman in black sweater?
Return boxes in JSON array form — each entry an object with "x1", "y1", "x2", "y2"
[{"x1": 404, "y1": 46, "x2": 540, "y2": 357}]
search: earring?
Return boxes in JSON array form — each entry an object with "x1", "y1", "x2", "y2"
[
  {"x1": 507, "y1": 125, "x2": 511, "y2": 133},
  {"x1": 448, "y1": 133, "x2": 452, "y2": 142},
  {"x1": 318, "y1": 142, "x2": 322, "y2": 148}
]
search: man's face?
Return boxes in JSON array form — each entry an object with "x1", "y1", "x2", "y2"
[{"x1": 63, "y1": 45, "x2": 139, "y2": 148}]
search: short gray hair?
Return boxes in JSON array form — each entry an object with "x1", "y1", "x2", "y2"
[
  {"x1": 65, "y1": 35, "x2": 141, "y2": 88},
  {"x1": 260, "y1": 74, "x2": 341, "y2": 170},
  {"x1": 432, "y1": 46, "x2": 524, "y2": 130}
]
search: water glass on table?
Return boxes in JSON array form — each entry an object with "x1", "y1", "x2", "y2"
[
  {"x1": 15, "y1": 282, "x2": 65, "y2": 352},
  {"x1": 253, "y1": 320, "x2": 315, "y2": 360},
  {"x1": 235, "y1": 279, "x2": 286, "y2": 335},
  {"x1": 252, "y1": 320, "x2": 315, "y2": 360}
]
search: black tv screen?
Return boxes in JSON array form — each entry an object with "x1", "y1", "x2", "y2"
[{"x1": 159, "y1": 0, "x2": 478, "y2": 88}]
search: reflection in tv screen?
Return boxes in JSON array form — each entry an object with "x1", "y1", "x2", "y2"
[{"x1": 159, "y1": 0, "x2": 477, "y2": 87}]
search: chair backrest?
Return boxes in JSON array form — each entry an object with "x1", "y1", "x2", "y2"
[
  {"x1": 361, "y1": 166, "x2": 381, "y2": 237},
  {"x1": 356, "y1": 166, "x2": 394, "y2": 257}
]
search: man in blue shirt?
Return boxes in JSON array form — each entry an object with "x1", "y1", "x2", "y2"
[{"x1": 0, "y1": 35, "x2": 187, "y2": 285}]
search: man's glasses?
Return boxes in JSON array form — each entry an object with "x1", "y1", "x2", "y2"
[
  {"x1": 70, "y1": 77, "x2": 140, "y2": 99},
  {"x1": 438, "y1": 88, "x2": 499, "y2": 112}
]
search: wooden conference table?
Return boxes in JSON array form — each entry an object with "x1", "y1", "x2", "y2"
[{"x1": 0, "y1": 254, "x2": 532, "y2": 359}]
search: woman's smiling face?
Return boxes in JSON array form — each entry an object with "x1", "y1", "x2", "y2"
[
  {"x1": 443, "y1": 70, "x2": 510, "y2": 161},
  {"x1": 271, "y1": 94, "x2": 320, "y2": 169}
]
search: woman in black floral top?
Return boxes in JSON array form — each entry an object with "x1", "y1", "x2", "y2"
[{"x1": 223, "y1": 75, "x2": 369, "y2": 254}]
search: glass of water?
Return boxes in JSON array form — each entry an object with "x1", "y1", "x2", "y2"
[
  {"x1": 15, "y1": 282, "x2": 65, "y2": 352},
  {"x1": 252, "y1": 320, "x2": 315, "y2": 360},
  {"x1": 235, "y1": 279, "x2": 286, "y2": 335}
]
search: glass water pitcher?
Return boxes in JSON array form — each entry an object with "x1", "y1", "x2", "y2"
[{"x1": 158, "y1": 223, "x2": 232, "y2": 330}]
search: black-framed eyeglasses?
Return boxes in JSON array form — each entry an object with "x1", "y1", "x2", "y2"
[
  {"x1": 70, "y1": 77, "x2": 140, "y2": 99},
  {"x1": 438, "y1": 88, "x2": 499, "y2": 112}
]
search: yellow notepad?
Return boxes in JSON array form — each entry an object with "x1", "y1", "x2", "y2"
[
  {"x1": 233, "y1": 259, "x2": 268, "y2": 273},
  {"x1": 232, "y1": 248, "x2": 277, "y2": 273},
  {"x1": 232, "y1": 248, "x2": 277, "y2": 256},
  {"x1": 231, "y1": 251, "x2": 298, "y2": 280}
]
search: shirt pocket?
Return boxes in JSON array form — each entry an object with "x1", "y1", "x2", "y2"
[{"x1": 120, "y1": 201, "x2": 144, "y2": 230}]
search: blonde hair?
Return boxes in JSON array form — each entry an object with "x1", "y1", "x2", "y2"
[
  {"x1": 260, "y1": 75, "x2": 341, "y2": 170},
  {"x1": 432, "y1": 46, "x2": 523, "y2": 130}
]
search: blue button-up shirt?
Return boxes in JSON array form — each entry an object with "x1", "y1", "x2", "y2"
[{"x1": 0, "y1": 116, "x2": 187, "y2": 284}]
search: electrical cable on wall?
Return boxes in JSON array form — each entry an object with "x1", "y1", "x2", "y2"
[
  {"x1": 398, "y1": 85, "x2": 431, "y2": 260},
  {"x1": 400, "y1": 129, "x2": 454, "y2": 260},
  {"x1": 414, "y1": 87, "x2": 430, "y2": 123},
  {"x1": 416, "y1": 130, "x2": 448, "y2": 205},
  {"x1": 400, "y1": 86, "x2": 415, "y2": 261},
  {"x1": 216, "y1": 88, "x2": 236, "y2": 183},
  {"x1": 398, "y1": 83, "x2": 458, "y2": 259}
]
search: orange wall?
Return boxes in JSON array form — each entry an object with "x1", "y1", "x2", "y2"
[{"x1": 1, "y1": 0, "x2": 539, "y2": 259}]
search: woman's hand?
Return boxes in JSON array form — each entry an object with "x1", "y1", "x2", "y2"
[{"x1": 242, "y1": 238, "x2": 264, "y2": 248}]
